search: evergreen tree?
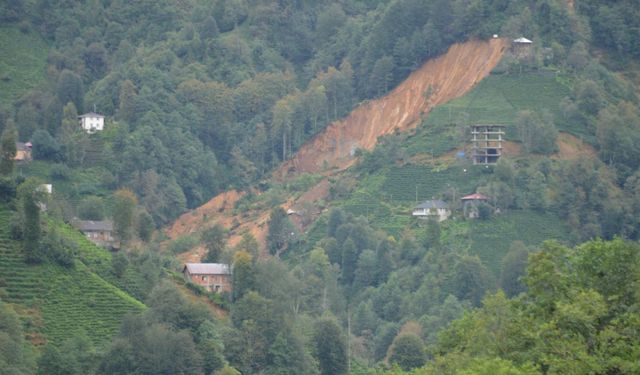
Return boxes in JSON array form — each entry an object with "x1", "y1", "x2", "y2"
[
  {"x1": 118, "y1": 79, "x2": 138, "y2": 124},
  {"x1": 341, "y1": 238, "x2": 358, "y2": 285},
  {"x1": 0, "y1": 119, "x2": 17, "y2": 176},
  {"x1": 500, "y1": 241, "x2": 529, "y2": 297},
  {"x1": 56, "y1": 70, "x2": 84, "y2": 114},
  {"x1": 388, "y1": 333, "x2": 426, "y2": 371},
  {"x1": 266, "y1": 331, "x2": 309, "y2": 375},
  {"x1": 313, "y1": 317, "x2": 347, "y2": 375},
  {"x1": 267, "y1": 207, "x2": 295, "y2": 256},
  {"x1": 112, "y1": 189, "x2": 137, "y2": 242},
  {"x1": 17, "y1": 178, "x2": 44, "y2": 263},
  {"x1": 202, "y1": 224, "x2": 227, "y2": 263},
  {"x1": 137, "y1": 210, "x2": 155, "y2": 242},
  {"x1": 232, "y1": 250, "x2": 255, "y2": 301}
]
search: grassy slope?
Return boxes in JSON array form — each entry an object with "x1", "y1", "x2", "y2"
[
  {"x1": 0, "y1": 208, "x2": 144, "y2": 347},
  {"x1": 0, "y1": 26, "x2": 48, "y2": 106},
  {"x1": 443, "y1": 211, "x2": 574, "y2": 275},
  {"x1": 305, "y1": 70, "x2": 577, "y2": 276},
  {"x1": 423, "y1": 71, "x2": 588, "y2": 139}
]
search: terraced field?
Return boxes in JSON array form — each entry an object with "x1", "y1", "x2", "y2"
[
  {"x1": 0, "y1": 209, "x2": 144, "y2": 347},
  {"x1": 423, "y1": 71, "x2": 583, "y2": 140},
  {"x1": 443, "y1": 210, "x2": 574, "y2": 276},
  {"x1": 0, "y1": 26, "x2": 48, "y2": 105},
  {"x1": 381, "y1": 164, "x2": 488, "y2": 202}
]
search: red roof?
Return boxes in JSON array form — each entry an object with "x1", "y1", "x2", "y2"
[{"x1": 461, "y1": 193, "x2": 488, "y2": 201}]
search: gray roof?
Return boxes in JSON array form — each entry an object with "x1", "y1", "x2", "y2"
[
  {"x1": 513, "y1": 37, "x2": 533, "y2": 44},
  {"x1": 73, "y1": 220, "x2": 113, "y2": 232},
  {"x1": 415, "y1": 200, "x2": 449, "y2": 210},
  {"x1": 78, "y1": 112, "x2": 105, "y2": 118},
  {"x1": 184, "y1": 263, "x2": 231, "y2": 275},
  {"x1": 16, "y1": 142, "x2": 31, "y2": 151}
]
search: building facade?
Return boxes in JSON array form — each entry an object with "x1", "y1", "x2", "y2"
[
  {"x1": 183, "y1": 263, "x2": 232, "y2": 293},
  {"x1": 78, "y1": 112, "x2": 105, "y2": 134},
  {"x1": 412, "y1": 200, "x2": 451, "y2": 221}
]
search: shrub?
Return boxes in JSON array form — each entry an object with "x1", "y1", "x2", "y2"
[
  {"x1": 477, "y1": 202, "x2": 493, "y2": 220},
  {"x1": 112, "y1": 252, "x2": 129, "y2": 278},
  {"x1": 168, "y1": 235, "x2": 198, "y2": 254},
  {"x1": 49, "y1": 163, "x2": 71, "y2": 181}
]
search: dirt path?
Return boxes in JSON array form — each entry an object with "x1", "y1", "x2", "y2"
[
  {"x1": 167, "y1": 38, "x2": 508, "y2": 259},
  {"x1": 277, "y1": 38, "x2": 508, "y2": 176}
]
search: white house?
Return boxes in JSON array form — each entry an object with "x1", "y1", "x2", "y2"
[
  {"x1": 412, "y1": 200, "x2": 451, "y2": 222},
  {"x1": 78, "y1": 112, "x2": 105, "y2": 134}
]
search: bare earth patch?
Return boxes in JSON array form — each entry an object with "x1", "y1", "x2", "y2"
[{"x1": 167, "y1": 39, "x2": 509, "y2": 260}]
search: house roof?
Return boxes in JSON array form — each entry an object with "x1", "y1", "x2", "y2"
[
  {"x1": 513, "y1": 37, "x2": 533, "y2": 44},
  {"x1": 415, "y1": 200, "x2": 449, "y2": 210},
  {"x1": 461, "y1": 193, "x2": 489, "y2": 201},
  {"x1": 16, "y1": 142, "x2": 32, "y2": 151},
  {"x1": 73, "y1": 220, "x2": 113, "y2": 232},
  {"x1": 183, "y1": 263, "x2": 231, "y2": 275},
  {"x1": 78, "y1": 112, "x2": 105, "y2": 118}
]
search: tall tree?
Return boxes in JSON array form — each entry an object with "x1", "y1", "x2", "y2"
[
  {"x1": 56, "y1": 70, "x2": 84, "y2": 114},
  {"x1": 118, "y1": 79, "x2": 138, "y2": 124},
  {"x1": 232, "y1": 250, "x2": 255, "y2": 301},
  {"x1": 0, "y1": 119, "x2": 17, "y2": 175},
  {"x1": 388, "y1": 333, "x2": 426, "y2": 371},
  {"x1": 112, "y1": 189, "x2": 137, "y2": 242},
  {"x1": 267, "y1": 207, "x2": 295, "y2": 256},
  {"x1": 313, "y1": 316, "x2": 347, "y2": 375},
  {"x1": 17, "y1": 178, "x2": 44, "y2": 263},
  {"x1": 341, "y1": 238, "x2": 358, "y2": 285},
  {"x1": 202, "y1": 224, "x2": 227, "y2": 263}
]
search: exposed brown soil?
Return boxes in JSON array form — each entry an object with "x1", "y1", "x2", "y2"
[
  {"x1": 167, "y1": 39, "x2": 509, "y2": 259},
  {"x1": 554, "y1": 132, "x2": 596, "y2": 159},
  {"x1": 277, "y1": 38, "x2": 508, "y2": 176}
]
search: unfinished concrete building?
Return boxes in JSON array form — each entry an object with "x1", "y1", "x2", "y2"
[{"x1": 471, "y1": 124, "x2": 505, "y2": 165}]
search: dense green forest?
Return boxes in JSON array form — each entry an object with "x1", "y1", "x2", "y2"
[{"x1": 1, "y1": 0, "x2": 640, "y2": 374}]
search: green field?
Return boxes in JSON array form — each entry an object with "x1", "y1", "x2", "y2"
[
  {"x1": 423, "y1": 71, "x2": 584, "y2": 139},
  {"x1": 0, "y1": 208, "x2": 145, "y2": 347},
  {"x1": 443, "y1": 210, "x2": 574, "y2": 276},
  {"x1": 0, "y1": 26, "x2": 48, "y2": 106}
]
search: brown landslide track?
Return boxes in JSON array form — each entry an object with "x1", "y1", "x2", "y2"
[
  {"x1": 168, "y1": 38, "x2": 508, "y2": 258},
  {"x1": 278, "y1": 38, "x2": 508, "y2": 175}
]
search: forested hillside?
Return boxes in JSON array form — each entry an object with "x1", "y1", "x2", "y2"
[{"x1": 1, "y1": 0, "x2": 640, "y2": 374}]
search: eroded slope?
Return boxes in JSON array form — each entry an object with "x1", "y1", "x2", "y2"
[{"x1": 168, "y1": 38, "x2": 508, "y2": 255}]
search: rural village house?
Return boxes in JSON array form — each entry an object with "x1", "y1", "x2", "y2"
[
  {"x1": 412, "y1": 200, "x2": 451, "y2": 222},
  {"x1": 183, "y1": 263, "x2": 232, "y2": 293},
  {"x1": 78, "y1": 112, "x2": 105, "y2": 134},
  {"x1": 461, "y1": 193, "x2": 489, "y2": 218},
  {"x1": 512, "y1": 37, "x2": 533, "y2": 59},
  {"x1": 71, "y1": 219, "x2": 119, "y2": 250},
  {"x1": 14, "y1": 142, "x2": 32, "y2": 163}
]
